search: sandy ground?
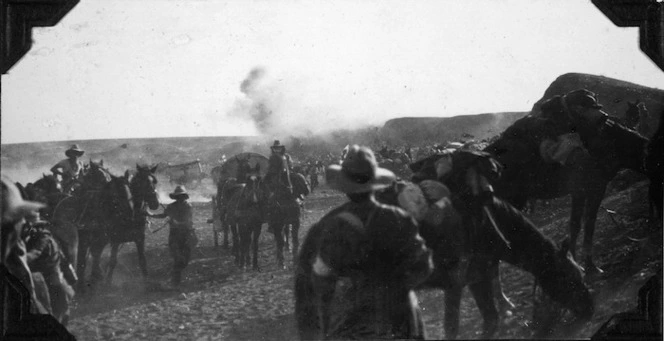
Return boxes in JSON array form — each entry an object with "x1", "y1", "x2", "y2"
[{"x1": 66, "y1": 179, "x2": 662, "y2": 340}]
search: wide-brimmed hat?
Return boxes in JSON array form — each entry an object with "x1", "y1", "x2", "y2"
[
  {"x1": 563, "y1": 89, "x2": 603, "y2": 110},
  {"x1": 270, "y1": 140, "x2": 286, "y2": 151},
  {"x1": 1, "y1": 176, "x2": 46, "y2": 223},
  {"x1": 326, "y1": 145, "x2": 396, "y2": 194},
  {"x1": 65, "y1": 144, "x2": 85, "y2": 157},
  {"x1": 169, "y1": 186, "x2": 189, "y2": 200}
]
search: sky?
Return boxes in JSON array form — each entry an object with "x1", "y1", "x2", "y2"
[{"x1": 2, "y1": 0, "x2": 663, "y2": 144}]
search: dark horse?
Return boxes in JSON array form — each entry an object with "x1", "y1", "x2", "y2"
[
  {"x1": 52, "y1": 160, "x2": 134, "y2": 292},
  {"x1": 105, "y1": 165, "x2": 160, "y2": 284},
  {"x1": 213, "y1": 155, "x2": 255, "y2": 256},
  {"x1": 225, "y1": 165, "x2": 268, "y2": 270},
  {"x1": 381, "y1": 166, "x2": 594, "y2": 338},
  {"x1": 265, "y1": 156, "x2": 310, "y2": 269},
  {"x1": 481, "y1": 111, "x2": 649, "y2": 274},
  {"x1": 645, "y1": 111, "x2": 663, "y2": 222}
]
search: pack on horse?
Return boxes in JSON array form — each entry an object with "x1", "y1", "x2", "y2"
[
  {"x1": 483, "y1": 89, "x2": 650, "y2": 274},
  {"x1": 404, "y1": 151, "x2": 594, "y2": 338},
  {"x1": 105, "y1": 164, "x2": 160, "y2": 285},
  {"x1": 265, "y1": 152, "x2": 309, "y2": 269},
  {"x1": 224, "y1": 164, "x2": 268, "y2": 270},
  {"x1": 52, "y1": 160, "x2": 134, "y2": 292}
]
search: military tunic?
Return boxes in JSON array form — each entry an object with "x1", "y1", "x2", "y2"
[{"x1": 297, "y1": 197, "x2": 432, "y2": 340}]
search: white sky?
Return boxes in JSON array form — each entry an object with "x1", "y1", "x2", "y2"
[{"x1": 2, "y1": 0, "x2": 663, "y2": 144}]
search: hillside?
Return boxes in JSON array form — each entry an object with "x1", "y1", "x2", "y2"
[
  {"x1": 380, "y1": 112, "x2": 529, "y2": 145},
  {"x1": 531, "y1": 73, "x2": 664, "y2": 138}
]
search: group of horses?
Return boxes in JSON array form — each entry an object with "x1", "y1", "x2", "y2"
[
  {"x1": 297, "y1": 107, "x2": 662, "y2": 338},
  {"x1": 213, "y1": 154, "x2": 310, "y2": 271},
  {"x1": 18, "y1": 161, "x2": 160, "y2": 294},
  {"x1": 13, "y1": 100, "x2": 661, "y2": 338}
]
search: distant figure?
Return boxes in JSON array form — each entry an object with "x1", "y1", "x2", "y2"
[
  {"x1": 50, "y1": 144, "x2": 85, "y2": 194},
  {"x1": 147, "y1": 186, "x2": 198, "y2": 288},
  {"x1": 295, "y1": 145, "x2": 432, "y2": 340},
  {"x1": 266, "y1": 140, "x2": 293, "y2": 191}
]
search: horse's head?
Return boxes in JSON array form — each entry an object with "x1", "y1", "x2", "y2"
[
  {"x1": 236, "y1": 155, "x2": 253, "y2": 180},
  {"x1": 106, "y1": 174, "x2": 135, "y2": 223},
  {"x1": 242, "y1": 166, "x2": 266, "y2": 204},
  {"x1": 587, "y1": 118, "x2": 651, "y2": 174},
  {"x1": 533, "y1": 238, "x2": 594, "y2": 336},
  {"x1": 624, "y1": 101, "x2": 644, "y2": 130},
  {"x1": 82, "y1": 159, "x2": 111, "y2": 190},
  {"x1": 130, "y1": 164, "x2": 160, "y2": 210}
]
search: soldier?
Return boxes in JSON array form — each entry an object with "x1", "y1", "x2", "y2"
[
  {"x1": 266, "y1": 140, "x2": 294, "y2": 192},
  {"x1": 296, "y1": 145, "x2": 433, "y2": 340},
  {"x1": 537, "y1": 89, "x2": 608, "y2": 169},
  {"x1": 147, "y1": 186, "x2": 198, "y2": 288},
  {"x1": 1, "y1": 176, "x2": 49, "y2": 316},
  {"x1": 23, "y1": 211, "x2": 75, "y2": 325},
  {"x1": 50, "y1": 144, "x2": 85, "y2": 194}
]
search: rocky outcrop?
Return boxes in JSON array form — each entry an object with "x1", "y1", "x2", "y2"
[{"x1": 380, "y1": 112, "x2": 528, "y2": 145}]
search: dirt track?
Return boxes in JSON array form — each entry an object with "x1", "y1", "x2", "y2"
[{"x1": 67, "y1": 180, "x2": 662, "y2": 340}]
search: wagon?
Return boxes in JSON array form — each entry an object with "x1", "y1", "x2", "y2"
[{"x1": 159, "y1": 160, "x2": 207, "y2": 189}]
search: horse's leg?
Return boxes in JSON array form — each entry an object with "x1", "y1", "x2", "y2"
[
  {"x1": 213, "y1": 221, "x2": 219, "y2": 248},
  {"x1": 232, "y1": 223, "x2": 240, "y2": 266},
  {"x1": 469, "y1": 280, "x2": 500, "y2": 338},
  {"x1": 271, "y1": 219, "x2": 286, "y2": 269},
  {"x1": 291, "y1": 219, "x2": 300, "y2": 260},
  {"x1": 89, "y1": 241, "x2": 106, "y2": 289},
  {"x1": 235, "y1": 224, "x2": 243, "y2": 268},
  {"x1": 284, "y1": 223, "x2": 291, "y2": 253},
  {"x1": 252, "y1": 222, "x2": 261, "y2": 271},
  {"x1": 568, "y1": 193, "x2": 586, "y2": 260},
  {"x1": 76, "y1": 234, "x2": 89, "y2": 293},
  {"x1": 223, "y1": 221, "x2": 230, "y2": 249},
  {"x1": 491, "y1": 263, "x2": 515, "y2": 312},
  {"x1": 136, "y1": 237, "x2": 149, "y2": 279},
  {"x1": 582, "y1": 185, "x2": 607, "y2": 275},
  {"x1": 444, "y1": 286, "x2": 463, "y2": 340},
  {"x1": 106, "y1": 243, "x2": 120, "y2": 286}
]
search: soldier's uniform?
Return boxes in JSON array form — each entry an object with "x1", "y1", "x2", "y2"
[
  {"x1": 150, "y1": 186, "x2": 198, "y2": 287},
  {"x1": 296, "y1": 145, "x2": 432, "y2": 340}
]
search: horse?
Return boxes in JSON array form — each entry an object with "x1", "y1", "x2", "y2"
[
  {"x1": 105, "y1": 164, "x2": 160, "y2": 285},
  {"x1": 215, "y1": 177, "x2": 241, "y2": 258},
  {"x1": 479, "y1": 111, "x2": 650, "y2": 274},
  {"x1": 265, "y1": 158, "x2": 310, "y2": 269},
  {"x1": 225, "y1": 165, "x2": 268, "y2": 270},
  {"x1": 378, "y1": 176, "x2": 594, "y2": 338},
  {"x1": 52, "y1": 160, "x2": 134, "y2": 292},
  {"x1": 212, "y1": 154, "x2": 256, "y2": 255}
]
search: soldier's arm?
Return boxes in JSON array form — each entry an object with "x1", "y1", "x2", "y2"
[
  {"x1": 393, "y1": 214, "x2": 434, "y2": 289},
  {"x1": 50, "y1": 160, "x2": 66, "y2": 175}
]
